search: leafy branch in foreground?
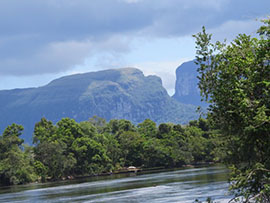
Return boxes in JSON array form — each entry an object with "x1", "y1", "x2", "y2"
[{"x1": 193, "y1": 18, "x2": 270, "y2": 202}]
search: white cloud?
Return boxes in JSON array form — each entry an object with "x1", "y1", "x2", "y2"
[
  {"x1": 209, "y1": 18, "x2": 262, "y2": 42},
  {"x1": 0, "y1": 35, "x2": 134, "y2": 76},
  {"x1": 0, "y1": 0, "x2": 269, "y2": 78},
  {"x1": 0, "y1": 40, "x2": 93, "y2": 75}
]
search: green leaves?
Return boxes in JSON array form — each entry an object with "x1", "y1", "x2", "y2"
[
  {"x1": 229, "y1": 163, "x2": 270, "y2": 202},
  {"x1": 1, "y1": 114, "x2": 222, "y2": 185},
  {"x1": 0, "y1": 124, "x2": 36, "y2": 185},
  {"x1": 194, "y1": 18, "x2": 270, "y2": 200}
]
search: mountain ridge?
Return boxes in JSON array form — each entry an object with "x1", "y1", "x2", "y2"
[{"x1": 0, "y1": 67, "x2": 198, "y2": 144}]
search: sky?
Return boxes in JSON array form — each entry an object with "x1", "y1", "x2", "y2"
[{"x1": 0, "y1": 0, "x2": 269, "y2": 95}]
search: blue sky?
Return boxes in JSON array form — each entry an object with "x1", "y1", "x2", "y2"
[{"x1": 0, "y1": 0, "x2": 269, "y2": 95}]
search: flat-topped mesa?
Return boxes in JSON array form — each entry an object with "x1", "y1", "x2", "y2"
[
  {"x1": 0, "y1": 67, "x2": 198, "y2": 144},
  {"x1": 47, "y1": 67, "x2": 144, "y2": 86},
  {"x1": 173, "y1": 60, "x2": 207, "y2": 107}
]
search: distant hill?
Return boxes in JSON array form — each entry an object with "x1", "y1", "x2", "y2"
[
  {"x1": 173, "y1": 60, "x2": 207, "y2": 107},
  {"x1": 0, "y1": 68, "x2": 198, "y2": 144}
]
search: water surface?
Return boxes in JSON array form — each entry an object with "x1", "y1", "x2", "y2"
[{"x1": 0, "y1": 166, "x2": 232, "y2": 202}]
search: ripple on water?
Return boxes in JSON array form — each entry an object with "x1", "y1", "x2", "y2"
[{"x1": 0, "y1": 166, "x2": 232, "y2": 203}]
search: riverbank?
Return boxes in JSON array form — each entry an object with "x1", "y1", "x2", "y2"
[{"x1": 60, "y1": 162, "x2": 217, "y2": 182}]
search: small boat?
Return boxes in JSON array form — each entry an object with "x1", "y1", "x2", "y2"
[{"x1": 127, "y1": 166, "x2": 140, "y2": 172}]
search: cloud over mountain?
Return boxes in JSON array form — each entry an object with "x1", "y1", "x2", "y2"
[{"x1": 0, "y1": 0, "x2": 269, "y2": 76}]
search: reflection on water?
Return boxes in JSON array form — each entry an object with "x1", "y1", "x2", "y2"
[{"x1": 0, "y1": 166, "x2": 232, "y2": 203}]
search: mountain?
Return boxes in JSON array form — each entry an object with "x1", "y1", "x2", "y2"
[
  {"x1": 173, "y1": 60, "x2": 207, "y2": 107},
  {"x1": 0, "y1": 68, "x2": 198, "y2": 143}
]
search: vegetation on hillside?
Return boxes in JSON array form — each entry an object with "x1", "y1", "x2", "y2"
[{"x1": 0, "y1": 68, "x2": 198, "y2": 145}]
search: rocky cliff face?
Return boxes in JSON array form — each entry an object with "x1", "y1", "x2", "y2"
[
  {"x1": 0, "y1": 68, "x2": 198, "y2": 143},
  {"x1": 173, "y1": 60, "x2": 206, "y2": 107}
]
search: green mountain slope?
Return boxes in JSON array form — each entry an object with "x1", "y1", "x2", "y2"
[{"x1": 0, "y1": 68, "x2": 198, "y2": 143}]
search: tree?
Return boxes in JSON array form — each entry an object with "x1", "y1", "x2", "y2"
[
  {"x1": 33, "y1": 117, "x2": 56, "y2": 144},
  {"x1": 157, "y1": 123, "x2": 172, "y2": 139},
  {"x1": 185, "y1": 126, "x2": 208, "y2": 162},
  {"x1": 106, "y1": 119, "x2": 136, "y2": 136},
  {"x1": 193, "y1": 19, "x2": 270, "y2": 202},
  {"x1": 55, "y1": 118, "x2": 84, "y2": 145},
  {"x1": 33, "y1": 118, "x2": 79, "y2": 179},
  {"x1": 137, "y1": 119, "x2": 158, "y2": 138},
  {"x1": 159, "y1": 130, "x2": 193, "y2": 167},
  {"x1": 142, "y1": 138, "x2": 167, "y2": 167},
  {"x1": 118, "y1": 131, "x2": 144, "y2": 166},
  {"x1": 88, "y1": 116, "x2": 107, "y2": 134},
  {"x1": 79, "y1": 121, "x2": 97, "y2": 138},
  {"x1": 0, "y1": 124, "x2": 36, "y2": 185},
  {"x1": 101, "y1": 133, "x2": 121, "y2": 169},
  {"x1": 34, "y1": 140, "x2": 77, "y2": 179},
  {"x1": 71, "y1": 137, "x2": 110, "y2": 174}
]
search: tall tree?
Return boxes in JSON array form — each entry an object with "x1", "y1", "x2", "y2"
[
  {"x1": 0, "y1": 124, "x2": 36, "y2": 185},
  {"x1": 193, "y1": 19, "x2": 270, "y2": 202}
]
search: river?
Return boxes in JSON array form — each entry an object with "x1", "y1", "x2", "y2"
[{"x1": 0, "y1": 166, "x2": 232, "y2": 203}]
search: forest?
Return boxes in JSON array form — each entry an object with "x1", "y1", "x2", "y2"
[{"x1": 0, "y1": 116, "x2": 222, "y2": 185}]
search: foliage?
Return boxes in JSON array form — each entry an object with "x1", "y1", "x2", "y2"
[
  {"x1": 34, "y1": 140, "x2": 75, "y2": 179},
  {"x1": 1, "y1": 115, "x2": 221, "y2": 186},
  {"x1": 137, "y1": 119, "x2": 158, "y2": 138},
  {"x1": 193, "y1": 18, "x2": 270, "y2": 201},
  {"x1": 0, "y1": 124, "x2": 37, "y2": 185}
]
